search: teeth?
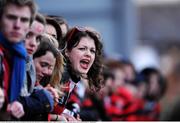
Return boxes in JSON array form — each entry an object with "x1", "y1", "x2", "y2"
[
  {"x1": 81, "y1": 59, "x2": 89, "y2": 64},
  {"x1": 81, "y1": 61, "x2": 87, "y2": 64}
]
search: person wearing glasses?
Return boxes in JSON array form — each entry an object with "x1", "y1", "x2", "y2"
[{"x1": 50, "y1": 26, "x2": 104, "y2": 121}]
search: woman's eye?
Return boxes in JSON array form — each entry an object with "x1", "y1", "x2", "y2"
[
  {"x1": 78, "y1": 48, "x2": 85, "y2": 51},
  {"x1": 40, "y1": 62, "x2": 49, "y2": 67},
  {"x1": 26, "y1": 32, "x2": 33, "y2": 38},
  {"x1": 91, "y1": 49, "x2": 96, "y2": 54},
  {"x1": 36, "y1": 36, "x2": 41, "y2": 43}
]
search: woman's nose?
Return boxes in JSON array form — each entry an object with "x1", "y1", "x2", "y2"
[
  {"x1": 42, "y1": 67, "x2": 49, "y2": 76},
  {"x1": 85, "y1": 49, "x2": 91, "y2": 56},
  {"x1": 30, "y1": 37, "x2": 37, "y2": 47},
  {"x1": 42, "y1": 67, "x2": 52, "y2": 76}
]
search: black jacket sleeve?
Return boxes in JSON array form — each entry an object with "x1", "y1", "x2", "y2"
[{"x1": 17, "y1": 89, "x2": 54, "y2": 120}]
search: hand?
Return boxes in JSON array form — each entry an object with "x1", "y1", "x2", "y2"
[
  {"x1": 0, "y1": 88, "x2": 4, "y2": 109},
  {"x1": 76, "y1": 114, "x2": 82, "y2": 121},
  {"x1": 7, "y1": 101, "x2": 24, "y2": 118},
  {"x1": 45, "y1": 84, "x2": 59, "y2": 102},
  {"x1": 62, "y1": 113, "x2": 81, "y2": 121},
  {"x1": 50, "y1": 114, "x2": 67, "y2": 121}
]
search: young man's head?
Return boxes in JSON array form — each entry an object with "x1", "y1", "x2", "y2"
[
  {"x1": 25, "y1": 13, "x2": 46, "y2": 56},
  {"x1": 0, "y1": 0, "x2": 37, "y2": 43}
]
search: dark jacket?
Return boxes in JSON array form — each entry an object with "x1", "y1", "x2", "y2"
[{"x1": 18, "y1": 88, "x2": 54, "y2": 121}]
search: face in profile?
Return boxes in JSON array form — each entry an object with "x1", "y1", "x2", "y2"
[
  {"x1": 148, "y1": 73, "x2": 160, "y2": 97},
  {"x1": 60, "y1": 23, "x2": 68, "y2": 38},
  {"x1": 45, "y1": 24, "x2": 57, "y2": 40},
  {"x1": 34, "y1": 51, "x2": 56, "y2": 82},
  {"x1": 25, "y1": 20, "x2": 45, "y2": 55},
  {"x1": 66, "y1": 36, "x2": 96, "y2": 75},
  {"x1": 0, "y1": 4, "x2": 31, "y2": 43},
  {"x1": 113, "y1": 69, "x2": 126, "y2": 87}
]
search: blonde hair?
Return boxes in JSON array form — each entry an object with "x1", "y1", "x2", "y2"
[
  {"x1": 41, "y1": 33, "x2": 59, "y2": 48},
  {"x1": 36, "y1": 34, "x2": 64, "y2": 96}
]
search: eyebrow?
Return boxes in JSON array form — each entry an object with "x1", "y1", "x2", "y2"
[{"x1": 80, "y1": 45, "x2": 96, "y2": 49}]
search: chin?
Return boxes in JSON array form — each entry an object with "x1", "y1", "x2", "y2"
[
  {"x1": 79, "y1": 70, "x2": 88, "y2": 75},
  {"x1": 9, "y1": 38, "x2": 21, "y2": 43},
  {"x1": 77, "y1": 67, "x2": 89, "y2": 75}
]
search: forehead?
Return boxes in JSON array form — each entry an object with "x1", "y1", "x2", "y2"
[
  {"x1": 30, "y1": 20, "x2": 45, "y2": 34},
  {"x1": 4, "y1": 3, "x2": 31, "y2": 18},
  {"x1": 36, "y1": 51, "x2": 55, "y2": 63},
  {"x1": 45, "y1": 24, "x2": 57, "y2": 35},
  {"x1": 78, "y1": 36, "x2": 96, "y2": 48}
]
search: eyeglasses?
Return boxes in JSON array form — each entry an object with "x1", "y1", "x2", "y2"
[{"x1": 66, "y1": 26, "x2": 101, "y2": 43}]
